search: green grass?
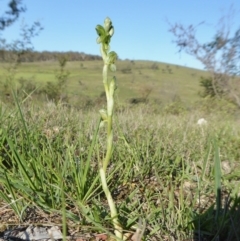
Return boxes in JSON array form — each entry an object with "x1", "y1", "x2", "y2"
[
  {"x1": 0, "y1": 99, "x2": 240, "y2": 240},
  {"x1": 0, "y1": 59, "x2": 240, "y2": 240}
]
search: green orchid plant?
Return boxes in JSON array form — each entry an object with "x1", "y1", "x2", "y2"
[{"x1": 95, "y1": 17, "x2": 123, "y2": 240}]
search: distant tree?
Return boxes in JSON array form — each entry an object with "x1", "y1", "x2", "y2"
[
  {"x1": 0, "y1": 0, "x2": 42, "y2": 62},
  {"x1": 0, "y1": 0, "x2": 25, "y2": 31},
  {"x1": 0, "y1": 0, "x2": 43, "y2": 102},
  {"x1": 44, "y1": 55, "x2": 70, "y2": 103},
  {"x1": 168, "y1": 10, "x2": 240, "y2": 107}
]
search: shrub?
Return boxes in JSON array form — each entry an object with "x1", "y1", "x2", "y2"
[{"x1": 164, "y1": 95, "x2": 187, "y2": 115}]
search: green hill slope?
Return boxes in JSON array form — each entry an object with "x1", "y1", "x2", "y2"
[{"x1": 0, "y1": 60, "x2": 208, "y2": 105}]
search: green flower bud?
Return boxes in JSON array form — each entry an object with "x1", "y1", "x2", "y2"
[
  {"x1": 99, "y1": 120, "x2": 106, "y2": 128},
  {"x1": 106, "y1": 51, "x2": 118, "y2": 65},
  {"x1": 96, "y1": 36, "x2": 101, "y2": 44},
  {"x1": 109, "y1": 26, "x2": 114, "y2": 37},
  {"x1": 99, "y1": 109, "x2": 108, "y2": 121},
  {"x1": 95, "y1": 25, "x2": 107, "y2": 44},
  {"x1": 104, "y1": 17, "x2": 112, "y2": 32},
  {"x1": 110, "y1": 64, "x2": 116, "y2": 72},
  {"x1": 104, "y1": 35, "x2": 111, "y2": 45}
]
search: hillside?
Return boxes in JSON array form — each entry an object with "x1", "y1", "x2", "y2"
[{"x1": 0, "y1": 59, "x2": 208, "y2": 106}]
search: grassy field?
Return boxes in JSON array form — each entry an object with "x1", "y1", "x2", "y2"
[
  {"x1": 0, "y1": 60, "x2": 208, "y2": 106},
  {"x1": 0, "y1": 60, "x2": 240, "y2": 240}
]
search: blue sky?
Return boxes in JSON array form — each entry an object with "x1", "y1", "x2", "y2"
[{"x1": 0, "y1": 0, "x2": 239, "y2": 70}]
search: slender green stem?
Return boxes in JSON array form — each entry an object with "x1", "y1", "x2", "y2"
[
  {"x1": 96, "y1": 17, "x2": 123, "y2": 240},
  {"x1": 101, "y1": 51, "x2": 122, "y2": 239},
  {"x1": 99, "y1": 167, "x2": 123, "y2": 239},
  {"x1": 103, "y1": 115, "x2": 113, "y2": 172}
]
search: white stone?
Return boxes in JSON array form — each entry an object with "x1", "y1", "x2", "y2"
[{"x1": 197, "y1": 118, "x2": 207, "y2": 125}]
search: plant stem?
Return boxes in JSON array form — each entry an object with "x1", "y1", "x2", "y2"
[
  {"x1": 100, "y1": 51, "x2": 122, "y2": 240},
  {"x1": 99, "y1": 167, "x2": 123, "y2": 239},
  {"x1": 96, "y1": 17, "x2": 123, "y2": 240}
]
